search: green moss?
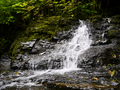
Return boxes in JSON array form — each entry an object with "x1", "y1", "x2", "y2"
[
  {"x1": 9, "y1": 16, "x2": 75, "y2": 59},
  {"x1": 28, "y1": 33, "x2": 39, "y2": 41},
  {"x1": 108, "y1": 29, "x2": 119, "y2": 37},
  {"x1": 12, "y1": 42, "x2": 21, "y2": 56},
  {"x1": 112, "y1": 15, "x2": 120, "y2": 23},
  {"x1": 90, "y1": 15, "x2": 103, "y2": 28},
  {"x1": 20, "y1": 51, "x2": 25, "y2": 54},
  {"x1": 90, "y1": 15, "x2": 102, "y2": 23},
  {"x1": 91, "y1": 19, "x2": 100, "y2": 23}
]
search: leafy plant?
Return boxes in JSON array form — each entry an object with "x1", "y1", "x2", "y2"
[
  {"x1": 108, "y1": 70, "x2": 115, "y2": 77},
  {"x1": 0, "y1": 0, "x2": 97, "y2": 25}
]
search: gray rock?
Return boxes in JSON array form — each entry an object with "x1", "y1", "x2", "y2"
[
  {"x1": 21, "y1": 39, "x2": 36, "y2": 49},
  {"x1": 11, "y1": 60, "x2": 25, "y2": 69},
  {"x1": 110, "y1": 81, "x2": 119, "y2": 86}
]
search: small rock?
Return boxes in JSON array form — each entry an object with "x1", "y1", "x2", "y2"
[
  {"x1": 110, "y1": 81, "x2": 119, "y2": 86},
  {"x1": 21, "y1": 39, "x2": 36, "y2": 49}
]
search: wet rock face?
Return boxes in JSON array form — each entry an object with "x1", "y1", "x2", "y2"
[
  {"x1": 10, "y1": 21, "x2": 80, "y2": 70},
  {"x1": 85, "y1": 15, "x2": 120, "y2": 66},
  {"x1": 30, "y1": 39, "x2": 55, "y2": 54},
  {"x1": 54, "y1": 29, "x2": 75, "y2": 41},
  {"x1": 0, "y1": 53, "x2": 11, "y2": 71},
  {"x1": 35, "y1": 59, "x2": 63, "y2": 70},
  {"x1": 10, "y1": 15, "x2": 120, "y2": 71}
]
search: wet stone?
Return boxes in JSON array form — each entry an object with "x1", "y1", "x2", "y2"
[
  {"x1": 21, "y1": 39, "x2": 36, "y2": 50},
  {"x1": 11, "y1": 60, "x2": 25, "y2": 69}
]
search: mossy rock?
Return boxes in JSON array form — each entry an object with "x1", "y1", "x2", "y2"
[
  {"x1": 111, "y1": 15, "x2": 120, "y2": 23},
  {"x1": 90, "y1": 15, "x2": 103, "y2": 29},
  {"x1": 108, "y1": 29, "x2": 119, "y2": 38},
  {"x1": 9, "y1": 16, "x2": 75, "y2": 58},
  {"x1": 23, "y1": 16, "x2": 74, "y2": 41},
  {"x1": 90, "y1": 15, "x2": 103, "y2": 24},
  {"x1": 101, "y1": 48, "x2": 120, "y2": 65}
]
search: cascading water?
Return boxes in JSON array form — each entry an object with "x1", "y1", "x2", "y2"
[
  {"x1": 60, "y1": 20, "x2": 92, "y2": 69},
  {"x1": 28, "y1": 20, "x2": 92, "y2": 71},
  {"x1": 0, "y1": 20, "x2": 93, "y2": 90}
]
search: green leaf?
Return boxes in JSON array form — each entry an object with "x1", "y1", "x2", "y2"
[
  {"x1": 69, "y1": 6, "x2": 77, "y2": 12},
  {"x1": 97, "y1": 60, "x2": 99, "y2": 63},
  {"x1": 9, "y1": 16, "x2": 14, "y2": 19},
  {"x1": 111, "y1": 70, "x2": 115, "y2": 77},
  {"x1": 81, "y1": 5, "x2": 86, "y2": 9},
  {"x1": 12, "y1": 2, "x2": 22, "y2": 7},
  {"x1": 91, "y1": 10, "x2": 97, "y2": 13},
  {"x1": 112, "y1": 54, "x2": 116, "y2": 58},
  {"x1": 16, "y1": 11, "x2": 22, "y2": 14},
  {"x1": 53, "y1": 1, "x2": 58, "y2": 4},
  {"x1": 89, "y1": 2, "x2": 94, "y2": 6},
  {"x1": 50, "y1": 9, "x2": 53, "y2": 11}
]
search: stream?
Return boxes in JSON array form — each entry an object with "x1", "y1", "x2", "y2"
[{"x1": 0, "y1": 20, "x2": 120, "y2": 90}]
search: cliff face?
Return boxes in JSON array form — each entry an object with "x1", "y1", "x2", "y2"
[{"x1": 9, "y1": 15, "x2": 120, "y2": 69}]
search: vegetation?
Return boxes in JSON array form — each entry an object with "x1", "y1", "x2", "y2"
[
  {"x1": 0, "y1": 0, "x2": 97, "y2": 24},
  {"x1": 0, "y1": 0, "x2": 97, "y2": 56},
  {"x1": 0, "y1": 0, "x2": 120, "y2": 56}
]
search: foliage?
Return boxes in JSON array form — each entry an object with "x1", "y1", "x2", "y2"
[
  {"x1": 9, "y1": 16, "x2": 74, "y2": 57},
  {"x1": 0, "y1": 0, "x2": 97, "y2": 56},
  {"x1": 108, "y1": 70, "x2": 115, "y2": 77},
  {"x1": 0, "y1": 0, "x2": 97, "y2": 25}
]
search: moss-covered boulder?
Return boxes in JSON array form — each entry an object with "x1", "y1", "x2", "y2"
[
  {"x1": 90, "y1": 15, "x2": 103, "y2": 23},
  {"x1": 9, "y1": 16, "x2": 77, "y2": 61},
  {"x1": 90, "y1": 15, "x2": 104, "y2": 30},
  {"x1": 108, "y1": 29, "x2": 119, "y2": 38},
  {"x1": 111, "y1": 15, "x2": 120, "y2": 23},
  {"x1": 107, "y1": 29, "x2": 120, "y2": 39}
]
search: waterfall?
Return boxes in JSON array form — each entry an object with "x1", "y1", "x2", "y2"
[
  {"x1": 0, "y1": 20, "x2": 93, "y2": 89},
  {"x1": 61, "y1": 20, "x2": 92, "y2": 69},
  {"x1": 28, "y1": 20, "x2": 92, "y2": 71}
]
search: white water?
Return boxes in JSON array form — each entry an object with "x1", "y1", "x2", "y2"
[
  {"x1": 60, "y1": 20, "x2": 92, "y2": 69},
  {"x1": 29, "y1": 20, "x2": 92, "y2": 71}
]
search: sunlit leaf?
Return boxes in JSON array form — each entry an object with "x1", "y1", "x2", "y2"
[
  {"x1": 98, "y1": 39, "x2": 101, "y2": 41},
  {"x1": 97, "y1": 60, "x2": 99, "y2": 63},
  {"x1": 111, "y1": 70, "x2": 115, "y2": 77},
  {"x1": 17, "y1": 11, "x2": 22, "y2": 14},
  {"x1": 103, "y1": 66, "x2": 107, "y2": 69},
  {"x1": 16, "y1": 72, "x2": 19, "y2": 74},
  {"x1": 3, "y1": 71, "x2": 8, "y2": 73},
  {"x1": 108, "y1": 70, "x2": 115, "y2": 77},
  {"x1": 39, "y1": 0, "x2": 44, "y2": 1},
  {"x1": 112, "y1": 54, "x2": 116, "y2": 58},
  {"x1": 92, "y1": 77, "x2": 98, "y2": 80},
  {"x1": 23, "y1": 2, "x2": 28, "y2": 7}
]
